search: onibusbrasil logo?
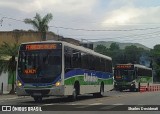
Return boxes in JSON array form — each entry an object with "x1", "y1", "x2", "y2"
[{"x1": 1, "y1": 106, "x2": 42, "y2": 111}]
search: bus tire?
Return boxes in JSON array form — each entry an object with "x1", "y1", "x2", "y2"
[
  {"x1": 69, "y1": 81, "x2": 79, "y2": 101},
  {"x1": 93, "y1": 83, "x2": 104, "y2": 98},
  {"x1": 147, "y1": 83, "x2": 149, "y2": 91},
  {"x1": 100, "y1": 83, "x2": 104, "y2": 97},
  {"x1": 72, "y1": 88, "x2": 77, "y2": 101},
  {"x1": 138, "y1": 82, "x2": 140, "y2": 92},
  {"x1": 130, "y1": 84, "x2": 136, "y2": 92},
  {"x1": 68, "y1": 88, "x2": 78, "y2": 102},
  {"x1": 33, "y1": 96, "x2": 42, "y2": 102}
]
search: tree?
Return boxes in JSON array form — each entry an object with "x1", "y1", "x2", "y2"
[
  {"x1": 151, "y1": 44, "x2": 160, "y2": 81},
  {"x1": 0, "y1": 42, "x2": 19, "y2": 94},
  {"x1": 124, "y1": 45, "x2": 140, "y2": 64},
  {"x1": 151, "y1": 44, "x2": 160, "y2": 65},
  {"x1": 24, "y1": 13, "x2": 53, "y2": 41},
  {"x1": 94, "y1": 45, "x2": 108, "y2": 55},
  {"x1": 110, "y1": 43, "x2": 120, "y2": 51}
]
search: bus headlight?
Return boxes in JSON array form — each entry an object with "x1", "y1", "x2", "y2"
[
  {"x1": 55, "y1": 81, "x2": 61, "y2": 87},
  {"x1": 17, "y1": 80, "x2": 22, "y2": 87}
]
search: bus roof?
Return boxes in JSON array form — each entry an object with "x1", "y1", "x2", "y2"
[
  {"x1": 20, "y1": 40, "x2": 112, "y2": 61},
  {"x1": 134, "y1": 64, "x2": 152, "y2": 70}
]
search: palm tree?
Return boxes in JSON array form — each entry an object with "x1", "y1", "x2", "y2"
[
  {"x1": 0, "y1": 42, "x2": 19, "y2": 94},
  {"x1": 24, "y1": 13, "x2": 53, "y2": 41}
]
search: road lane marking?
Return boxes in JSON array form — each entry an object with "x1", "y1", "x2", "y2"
[
  {"x1": 112, "y1": 103, "x2": 124, "y2": 105},
  {"x1": 70, "y1": 103, "x2": 77, "y2": 105},
  {"x1": 89, "y1": 103, "x2": 102, "y2": 105},
  {"x1": 42, "y1": 104, "x2": 55, "y2": 106}
]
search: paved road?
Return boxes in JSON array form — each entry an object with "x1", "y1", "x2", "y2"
[
  {"x1": 0, "y1": 91, "x2": 160, "y2": 114},
  {"x1": 0, "y1": 91, "x2": 138, "y2": 105}
]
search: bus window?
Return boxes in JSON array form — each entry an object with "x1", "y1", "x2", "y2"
[
  {"x1": 82, "y1": 53, "x2": 89, "y2": 69},
  {"x1": 72, "y1": 50, "x2": 81, "y2": 68}
]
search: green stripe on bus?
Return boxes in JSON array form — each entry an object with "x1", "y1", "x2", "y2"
[
  {"x1": 64, "y1": 75, "x2": 113, "y2": 85},
  {"x1": 136, "y1": 76, "x2": 152, "y2": 83}
]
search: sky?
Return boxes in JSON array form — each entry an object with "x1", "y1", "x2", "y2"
[{"x1": 1, "y1": 0, "x2": 160, "y2": 48}]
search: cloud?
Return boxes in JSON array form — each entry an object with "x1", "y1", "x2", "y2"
[
  {"x1": 0, "y1": 0, "x2": 98, "y2": 14},
  {"x1": 102, "y1": 7, "x2": 140, "y2": 25},
  {"x1": 102, "y1": 5, "x2": 160, "y2": 26}
]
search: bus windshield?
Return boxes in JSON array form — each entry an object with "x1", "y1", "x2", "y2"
[
  {"x1": 18, "y1": 49, "x2": 62, "y2": 83},
  {"x1": 114, "y1": 70, "x2": 134, "y2": 82}
]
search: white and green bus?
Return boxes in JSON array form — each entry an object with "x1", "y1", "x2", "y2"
[
  {"x1": 114, "y1": 64, "x2": 153, "y2": 92},
  {"x1": 16, "y1": 41, "x2": 113, "y2": 102}
]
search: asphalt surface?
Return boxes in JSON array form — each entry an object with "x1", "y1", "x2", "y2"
[{"x1": 0, "y1": 90, "x2": 160, "y2": 114}]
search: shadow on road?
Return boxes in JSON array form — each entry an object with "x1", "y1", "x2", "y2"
[{"x1": 21, "y1": 95, "x2": 109, "y2": 104}]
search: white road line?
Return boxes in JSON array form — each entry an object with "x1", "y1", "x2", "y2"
[
  {"x1": 70, "y1": 104, "x2": 76, "y2": 105},
  {"x1": 66, "y1": 103, "x2": 79, "y2": 105},
  {"x1": 89, "y1": 103, "x2": 102, "y2": 105},
  {"x1": 42, "y1": 104, "x2": 55, "y2": 106},
  {"x1": 112, "y1": 103, "x2": 124, "y2": 105}
]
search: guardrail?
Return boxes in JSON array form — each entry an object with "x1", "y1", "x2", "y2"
[{"x1": 140, "y1": 85, "x2": 160, "y2": 93}]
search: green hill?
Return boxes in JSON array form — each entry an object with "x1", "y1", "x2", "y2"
[{"x1": 93, "y1": 41, "x2": 150, "y2": 50}]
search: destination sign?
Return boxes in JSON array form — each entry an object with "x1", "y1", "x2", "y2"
[
  {"x1": 24, "y1": 69, "x2": 36, "y2": 74},
  {"x1": 115, "y1": 65, "x2": 134, "y2": 69},
  {"x1": 25, "y1": 44, "x2": 57, "y2": 50},
  {"x1": 20, "y1": 43, "x2": 62, "y2": 51}
]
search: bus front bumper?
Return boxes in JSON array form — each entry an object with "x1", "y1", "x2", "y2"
[
  {"x1": 16, "y1": 86, "x2": 65, "y2": 97},
  {"x1": 114, "y1": 84, "x2": 134, "y2": 90}
]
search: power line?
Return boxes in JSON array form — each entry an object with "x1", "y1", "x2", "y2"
[
  {"x1": 2, "y1": 14, "x2": 160, "y2": 32},
  {"x1": 79, "y1": 32, "x2": 160, "y2": 42},
  {"x1": 69, "y1": 31, "x2": 160, "y2": 42},
  {"x1": 50, "y1": 25, "x2": 160, "y2": 31},
  {"x1": 82, "y1": 35, "x2": 160, "y2": 42},
  {"x1": 64, "y1": 30, "x2": 160, "y2": 38},
  {"x1": 0, "y1": 16, "x2": 24, "y2": 26}
]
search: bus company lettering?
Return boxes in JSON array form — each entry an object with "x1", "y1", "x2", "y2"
[{"x1": 84, "y1": 73, "x2": 98, "y2": 82}]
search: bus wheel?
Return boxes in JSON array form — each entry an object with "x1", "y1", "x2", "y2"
[
  {"x1": 100, "y1": 84, "x2": 104, "y2": 97},
  {"x1": 68, "y1": 88, "x2": 77, "y2": 102},
  {"x1": 93, "y1": 83, "x2": 104, "y2": 98},
  {"x1": 69, "y1": 82, "x2": 79, "y2": 101},
  {"x1": 130, "y1": 85, "x2": 136, "y2": 92},
  {"x1": 33, "y1": 96, "x2": 42, "y2": 102},
  {"x1": 72, "y1": 88, "x2": 78, "y2": 101},
  {"x1": 138, "y1": 82, "x2": 140, "y2": 92}
]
